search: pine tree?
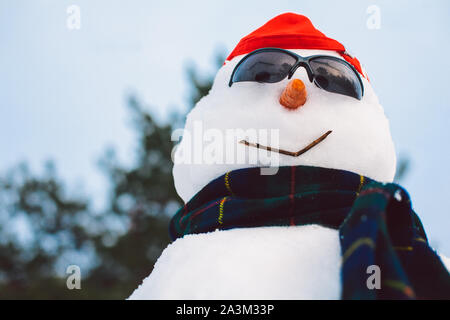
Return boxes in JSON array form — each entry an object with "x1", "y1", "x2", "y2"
[{"x1": 0, "y1": 52, "x2": 225, "y2": 299}]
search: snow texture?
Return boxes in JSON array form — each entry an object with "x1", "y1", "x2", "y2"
[
  {"x1": 394, "y1": 190, "x2": 403, "y2": 201},
  {"x1": 128, "y1": 225, "x2": 342, "y2": 299},
  {"x1": 440, "y1": 254, "x2": 450, "y2": 272}
]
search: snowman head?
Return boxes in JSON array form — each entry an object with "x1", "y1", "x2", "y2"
[{"x1": 173, "y1": 13, "x2": 396, "y2": 203}]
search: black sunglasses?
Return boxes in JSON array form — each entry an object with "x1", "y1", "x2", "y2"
[{"x1": 228, "y1": 48, "x2": 364, "y2": 100}]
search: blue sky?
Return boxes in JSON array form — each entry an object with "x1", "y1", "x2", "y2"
[{"x1": 1, "y1": 0, "x2": 449, "y2": 254}]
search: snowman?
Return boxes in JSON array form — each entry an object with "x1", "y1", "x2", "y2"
[{"x1": 129, "y1": 13, "x2": 450, "y2": 300}]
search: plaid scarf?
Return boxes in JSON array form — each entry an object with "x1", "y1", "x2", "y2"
[{"x1": 169, "y1": 165, "x2": 450, "y2": 299}]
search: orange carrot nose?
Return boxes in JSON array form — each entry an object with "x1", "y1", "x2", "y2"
[{"x1": 279, "y1": 79, "x2": 307, "y2": 110}]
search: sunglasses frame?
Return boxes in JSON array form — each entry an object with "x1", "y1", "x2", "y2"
[{"x1": 228, "y1": 47, "x2": 364, "y2": 98}]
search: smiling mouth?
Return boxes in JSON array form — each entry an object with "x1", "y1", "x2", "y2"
[{"x1": 239, "y1": 130, "x2": 332, "y2": 157}]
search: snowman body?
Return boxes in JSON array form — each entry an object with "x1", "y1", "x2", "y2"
[
  {"x1": 128, "y1": 47, "x2": 399, "y2": 299},
  {"x1": 129, "y1": 226, "x2": 341, "y2": 299}
]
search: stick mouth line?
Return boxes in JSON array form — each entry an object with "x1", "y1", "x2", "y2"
[{"x1": 239, "y1": 130, "x2": 332, "y2": 157}]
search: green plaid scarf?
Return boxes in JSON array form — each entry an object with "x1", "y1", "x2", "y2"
[{"x1": 169, "y1": 165, "x2": 450, "y2": 299}]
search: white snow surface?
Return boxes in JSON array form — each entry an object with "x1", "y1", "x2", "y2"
[
  {"x1": 439, "y1": 254, "x2": 450, "y2": 271},
  {"x1": 173, "y1": 49, "x2": 397, "y2": 202},
  {"x1": 128, "y1": 225, "x2": 342, "y2": 300}
]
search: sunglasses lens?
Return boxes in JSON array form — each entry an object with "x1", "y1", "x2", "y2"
[
  {"x1": 231, "y1": 51, "x2": 297, "y2": 85},
  {"x1": 309, "y1": 57, "x2": 363, "y2": 100}
]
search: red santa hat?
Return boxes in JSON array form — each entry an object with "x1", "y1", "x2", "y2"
[{"x1": 226, "y1": 13, "x2": 366, "y2": 78}]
